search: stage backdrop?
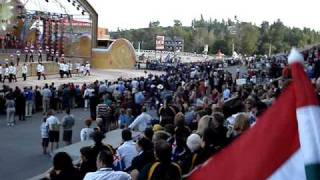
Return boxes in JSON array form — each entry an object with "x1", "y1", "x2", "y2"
[{"x1": 91, "y1": 38, "x2": 136, "y2": 69}]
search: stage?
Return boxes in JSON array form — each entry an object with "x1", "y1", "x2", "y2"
[{"x1": 2, "y1": 68, "x2": 164, "y2": 88}]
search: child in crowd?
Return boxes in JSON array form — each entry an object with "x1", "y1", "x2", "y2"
[
  {"x1": 80, "y1": 119, "x2": 94, "y2": 141},
  {"x1": 40, "y1": 113, "x2": 49, "y2": 154}
]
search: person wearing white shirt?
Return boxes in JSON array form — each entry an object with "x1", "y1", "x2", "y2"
[
  {"x1": 22, "y1": 63, "x2": 28, "y2": 81},
  {"x1": 129, "y1": 107, "x2": 152, "y2": 132},
  {"x1": 131, "y1": 79, "x2": 139, "y2": 89},
  {"x1": 12, "y1": 64, "x2": 17, "y2": 82},
  {"x1": 68, "y1": 61, "x2": 73, "y2": 77},
  {"x1": 3, "y1": 64, "x2": 10, "y2": 83},
  {"x1": 80, "y1": 119, "x2": 94, "y2": 141},
  {"x1": 75, "y1": 62, "x2": 80, "y2": 75},
  {"x1": 84, "y1": 150, "x2": 131, "y2": 180},
  {"x1": 63, "y1": 62, "x2": 69, "y2": 77},
  {"x1": 116, "y1": 129, "x2": 138, "y2": 170},
  {"x1": 80, "y1": 64, "x2": 85, "y2": 76},
  {"x1": 37, "y1": 63, "x2": 46, "y2": 80},
  {"x1": 84, "y1": 62, "x2": 91, "y2": 76},
  {"x1": 9, "y1": 62, "x2": 17, "y2": 82},
  {"x1": 58, "y1": 62, "x2": 64, "y2": 78},
  {"x1": 45, "y1": 110, "x2": 61, "y2": 152}
]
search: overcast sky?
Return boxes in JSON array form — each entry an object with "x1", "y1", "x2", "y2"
[{"x1": 87, "y1": 0, "x2": 319, "y2": 31}]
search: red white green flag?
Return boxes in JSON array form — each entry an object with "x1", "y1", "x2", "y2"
[{"x1": 188, "y1": 48, "x2": 320, "y2": 180}]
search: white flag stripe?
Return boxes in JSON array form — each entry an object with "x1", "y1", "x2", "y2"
[
  {"x1": 297, "y1": 106, "x2": 320, "y2": 164},
  {"x1": 269, "y1": 149, "x2": 306, "y2": 180}
]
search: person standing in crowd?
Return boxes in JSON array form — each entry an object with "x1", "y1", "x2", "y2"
[
  {"x1": 61, "y1": 108, "x2": 75, "y2": 145},
  {"x1": 45, "y1": 110, "x2": 61, "y2": 153},
  {"x1": 42, "y1": 84, "x2": 52, "y2": 113},
  {"x1": 3, "y1": 64, "x2": 9, "y2": 83},
  {"x1": 21, "y1": 63, "x2": 28, "y2": 81},
  {"x1": 15, "y1": 88, "x2": 26, "y2": 121},
  {"x1": 24, "y1": 87, "x2": 33, "y2": 117},
  {"x1": 6, "y1": 93, "x2": 16, "y2": 127},
  {"x1": 80, "y1": 119, "x2": 94, "y2": 141},
  {"x1": 8, "y1": 62, "x2": 14, "y2": 83},
  {"x1": 83, "y1": 85, "x2": 94, "y2": 110},
  {"x1": 127, "y1": 137, "x2": 155, "y2": 179},
  {"x1": 40, "y1": 114, "x2": 49, "y2": 154},
  {"x1": 83, "y1": 150, "x2": 131, "y2": 180},
  {"x1": 47, "y1": 152, "x2": 81, "y2": 180},
  {"x1": 116, "y1": 129, "x2": 138, "y2": 170},
  {"x1": 77, "y1": 147, "x2": 97, "y2": 179},
  {"x1": 68, "y1": 61, "x2": 73, "y2": 78},
  {"x1": 84, "y1": 61, "x2": 91, "y2": 76},
  {"x1": 138, "y1": 140, "x2": 181, "y2": 180},
  {"x1": 159, "y1": 97, "x2": 178, "y2": 126},
  {"x1": 129, "y1": 106, "x2": 152, "y2": 132}
]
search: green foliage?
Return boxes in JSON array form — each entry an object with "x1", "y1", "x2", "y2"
[{"x1": 110, "y1": 17, "x2": 320, "y2": 55}]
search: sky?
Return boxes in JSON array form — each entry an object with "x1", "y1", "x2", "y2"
[{"x1": 86, "y1": 0, "x2": 320, "y2": 31}]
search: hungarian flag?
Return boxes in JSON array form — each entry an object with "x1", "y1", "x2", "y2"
[{"x1": 188, "y1": 48, "x2": 320, "y2": 180}]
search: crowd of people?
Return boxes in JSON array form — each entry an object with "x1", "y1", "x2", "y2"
[{"x1": 1, "y1": 46, "x2": 320, "y2": 179}]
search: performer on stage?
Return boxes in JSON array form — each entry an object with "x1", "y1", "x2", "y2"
[
  {"x1": 24, "y1": 46, "x2": 29, "y2": 62},
  {"x1": 8, "y1": 63, "x2": 14, "y2": 83},
  {"x1": 58, "y1": 61, "x2": 64, "y2": 78},
  {"x1": 29, "y1": 50, "x2": 34, "y2": 62},
  {"x1": 75, "y1": 62, "x2": 80, "y2": 76},
  {"x1": 22, "y1": 63, "x2": 28, "y2": 81},
  {"x1": 64, "y1": 61, "x2": 69, "y2": 78},
  {"x1": 80, "y1": 63, "x2": 85, "y2": 76},
  {"x1": 3, "y1": 64, "x2": 10, "y2": 83},
  {"x1": 68, "y1": 61, "x2": 73, "y2": 78},
  {"x1": 12, "y1": 63, "x2": 17, "y2": 82},
  {"x1": 38, "y1": 49, "x2": 42, "y2": 62},
  {"x1": 84, "y1": 61, "x2": 91, "y2": 76},
  {"x1": 37, "y1": 63, "x2": 46, "y2": 80},
  {"x1": 16, "y1": 50, "x2": 21, "y2": 66}
]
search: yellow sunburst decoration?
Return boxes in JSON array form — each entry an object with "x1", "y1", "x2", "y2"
[{"x1": 0, "y1": 0, "x2": 14, "y2": 31}]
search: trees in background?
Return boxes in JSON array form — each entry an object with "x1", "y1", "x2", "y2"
[{"x1": 110, "y1": 16, "x2": 320, "y2": 56}]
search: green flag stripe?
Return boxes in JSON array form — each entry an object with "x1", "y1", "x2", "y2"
[{"x1": 305, "y1": 163, "x2": 320, "y2": 180}]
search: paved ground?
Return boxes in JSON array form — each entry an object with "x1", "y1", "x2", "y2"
[
  {"x1": 1, "y1": 68, "x2": 164, "y2": 88},
  {"x1": 0, "y1": 108, "x2": 91, "y2": 180}
]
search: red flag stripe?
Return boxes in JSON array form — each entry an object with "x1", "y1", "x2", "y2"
[
  {"x1": 291, "y1": 63, "x2": 319, "y2": 108},
  {"x1": 189, "y1": 84, "x2": 300, "y2": 180}
]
